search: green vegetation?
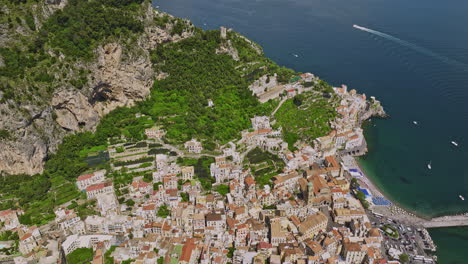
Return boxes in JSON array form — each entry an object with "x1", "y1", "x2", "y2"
[
  {"x1": 0, "y1": 231, "x2": 19, "y2": 241},
  {"x1": 215, "y1": 184, "x2": 229, "y2": 196},
  {"x1": 399, "y1": 253, "x2": 409, "y2": 263},
  {"x1": 76, "y1": 200, "x2": 97, "y2": 219},
  {"x1": 244, "y1": 147, "x2": 284, "y2": 187},
  {"x1": 227, "y1": 247, "x2": 235, "y2": 258},
  {"x1": 42, "y1": 0, "x2": 144, "y2": 59},
  {"x1": 79, "y1": 144, "x2": 107, "y2": 158},
  {"x1": 0, "y1": 0, "x2": 148, "y2": 103},
  {"x1": 180, "y1": 192, "x2": 189, "y2": 202},
  {"x1": 66, "y1": 248, "x2": 93, "y2": 264},
  {"x1": 146, "y1": 30, "x2": 281, "y2": 144},
  {"x1": 157, "y1": 204, "x2": 170, "y2": 218},
  {"x1": 104, "y1": 246, "x2": 117, "y2": 264},
  {"x1": 355, "y1": 190, "x2": 370, "y2": 209},
  {"x1": 275, "y1": 92, "x2": 337, "y2": 150},
  {"x1": 177, "y1": 156, "x2": 215, "y2": 190},
  {"x1": 381, "y1": 224, "x2": 399, "y2": 239},
  {"x1": 0, "y1": 129, "x2": 12, "y2": 140},
  {"x1": 113, "y1": 157, "x2": 153, "y2": 167}
]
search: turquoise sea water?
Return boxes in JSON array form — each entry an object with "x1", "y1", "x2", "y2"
[{"x1": 154, "y1": 0, "x2": 468, "y2": 260}]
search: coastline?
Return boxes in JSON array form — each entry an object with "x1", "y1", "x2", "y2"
[
  {"x1": 351, "y1": 122, "x2": 468, "y2": 227},
  {"x1": 354, "y1": 156, "x2": 431, "y2": 224}
]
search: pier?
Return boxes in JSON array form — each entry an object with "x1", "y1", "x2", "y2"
[{"x1": 422, "y1": 214, "x2": 468, "y2": 228}]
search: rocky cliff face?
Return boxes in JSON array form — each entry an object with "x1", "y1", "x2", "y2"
[
  {"x1": 0, "y1": 3, "x2": 193, "y2": 175},
  {"x1": 360, "y1": 97, "x2": 387, "y2": 123}
]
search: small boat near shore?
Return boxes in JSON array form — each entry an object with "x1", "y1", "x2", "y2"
[
  {"x1": 451, "y1": 141, "x2": 459, "y2": 147},
  {"x1": 427, "y1": 161, "x2": 432, "y2": 170},
  {"x1": 413, "y1": 121, "x2": 418, "y2": 125},
  {"x1": 459, "y1": 195, "x2": 465, "y2": 201},
  {"x1": 292, "y1": 53, "x2": 299, "y2": 58}
]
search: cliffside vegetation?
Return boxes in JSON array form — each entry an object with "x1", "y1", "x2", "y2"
[{"x1": 0, "y1": 0, "x2": 146, "y2": 103}]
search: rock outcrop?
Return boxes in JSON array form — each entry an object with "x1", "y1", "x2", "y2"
[{"x1": 360, "y1": 97, "x2": 387, "y2": 123}]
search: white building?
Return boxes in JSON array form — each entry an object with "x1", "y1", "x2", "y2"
[
  {"x1": 251, "y1": 116, "x2": 271, "y2": 130},
  {"x1": 96, "y1": 193, "x2": 119, "y2": 216},
  {"x1": 86, "y1": 182, "x2": 114, "y2": 199},
  {"x1": 54, "y1": 208, "x2": 85, "y2": 235},
  {"x1": 76, "y1": 170, "x2": 106, "y2": 191},
  {"x1": 62, "y1": 234, "x2": 114, "y2": 255},
  {"x1": 184, "y1": 139, "x2": 203, "y2": 154},
  {"x1": 181, "y1": 166, "x2": 195, "y2": 181}
]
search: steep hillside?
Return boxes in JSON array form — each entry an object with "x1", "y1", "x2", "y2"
[
  {"x1": 0, "y1": 0, "x2": 344, "y2": 225},
  {"x1": 0, "y1": 0, "x2": 193, "y2": 174}
]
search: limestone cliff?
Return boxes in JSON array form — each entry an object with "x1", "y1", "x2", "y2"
[{"x1": 0, "y1": 1, "x2": 193, "y2": 175}]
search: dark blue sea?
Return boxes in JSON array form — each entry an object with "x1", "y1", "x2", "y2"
[{"x1": 154, "y1": 0, "x2": 468, "y2": 262}]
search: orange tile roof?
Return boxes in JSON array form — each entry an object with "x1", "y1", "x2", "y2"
[
  {"x1": 86, "y1": 182, "x2": 112, "y2": 192},
  {"x1": 77, "y1": 173, "x2": 94, "y2": 181},
  {"x1": 245, "y1": 176, "x2": 255, "y2": 185}
]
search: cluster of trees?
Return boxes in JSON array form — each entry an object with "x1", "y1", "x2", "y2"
[
  {"x1": 177, "y1": 156, "x2": 215, "y2": 190},
  {"x1": 157, "y1": 205, "x2": 170, "y2": 218},
  {"x1": 1, "y1": 0, "x2": 147, "y2": 103},
  {"x1": 215, "y1": 184, "x2": 229, "y2": 196},
  {"x1": 0, "y1": 230, "x2": 19, "y2": 241},
  {"x1": 0, "y1": 174, "x2": 51, "y2": 209},
  {"x1": 41, "y1": 0, "x2": 144, "y2": 59},
  {"x1": 350, "y1": 178, "x2": 370, "y2": 209}
]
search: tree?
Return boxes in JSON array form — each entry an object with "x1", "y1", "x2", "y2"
[
  {"x1": 66, "y1": 248, "x2": 93, "y2": 264},
  {"x1": 399, "y1": 253, "x2": 409, "y2": 263},
  {"x1": 157, "y1": 257, "x2": 164, "y2": 264},
  {"x1": 157, "y1": 205, "x2": 170, "y2": 218},
  {"x1": 351, "y1": 178, "x2": 359, "y2": 188},
  {"x1": 180, "y1": 192, "x2": 189, "y2": 202},
  {"x1": 215, "y1": 184, "x2": 229, "y2": 196},
  {"x1": 227, "y1": 247, "x2": 235, "y2": 258}
]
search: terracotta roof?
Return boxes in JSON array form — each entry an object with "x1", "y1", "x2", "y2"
[
  {"x1": 143, "y1": 204, "x2": 156, "y2": 211},
  {"x1": 86, "y1": 182, "x2": 112, "y2": 192},
  {"x1": 245, "y1": 176, "x2": 255, "y2": 185},
  {"x1": 344, "y1": 242, "x2": 363, "y2": 252},
  {"x1": 20, "y1": 233, "x2": 32, "y2": 241},
  {"x1": 206, "y1": 213, "x2": 223, "y2": 222},
  {"x1": 0, "y1": 210, "x2": 15, "y2": 217},
  {"x1": 132, "y1": 181, "x2": 151, "y2": 189},
  {"x1": 77, "y1": 173, "x2": 94, "y2": 181},
  {"x1": 325, "y1": 156, "x2": 339, "y2": 168},
  {"x1": 179, "y1": 239, "x2": 196, "y2": 262},
  {"x1": 257, "y1": 242, "x2": 273, "y2": 249},
  {"x1": 257, "y1": 129, "x2": 272, "y2": 134},
  {"x1": 368, "y1": 228, "x2": 382, "y2": 238},
  {"x1": 298, "y1": 212, "x2": 328, "y2": 234}
]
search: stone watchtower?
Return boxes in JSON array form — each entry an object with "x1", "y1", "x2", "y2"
[{"x1": 220, "y1": 26, "x2": 227, "y2": 39}]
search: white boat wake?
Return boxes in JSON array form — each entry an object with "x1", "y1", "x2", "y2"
[{"x1": 353, "y1": 25, "x2": 468, "y2": 70}]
